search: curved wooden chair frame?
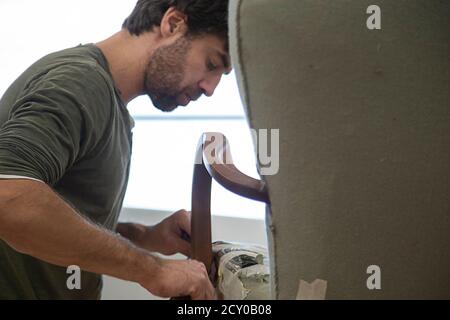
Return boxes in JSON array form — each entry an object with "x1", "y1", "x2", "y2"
[{"x1": 191, "y1": 132, "x2": 271, "y2": 274}]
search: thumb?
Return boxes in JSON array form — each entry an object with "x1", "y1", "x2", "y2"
[
  {"x1": 176, "y1": 210, "x2": 191, "y2": 237},
  {"x1": 177, "y1": 236, "x2": 192, "y2": 258}
]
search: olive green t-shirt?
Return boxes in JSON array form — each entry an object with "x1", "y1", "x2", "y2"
[{"x1": 0, "y1": 44, "x2": 134, "y2": 299}]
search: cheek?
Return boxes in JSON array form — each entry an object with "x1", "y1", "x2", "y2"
[
  {"x1": 179, "y1": 67, "x2": 203, "y2": 90},
  {"x1": 182, "y1": 54, "x2": 207, "y2": 86}
]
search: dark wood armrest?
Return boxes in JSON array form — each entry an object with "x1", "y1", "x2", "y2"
[{"x1": 191, "y1": 132, "x2": 270, "y2": 274}]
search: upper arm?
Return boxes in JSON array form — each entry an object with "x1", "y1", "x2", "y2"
[{"x1": 0, "y1": 63, "x2": 112, "y2": 185}]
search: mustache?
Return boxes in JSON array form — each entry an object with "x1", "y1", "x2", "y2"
[{"x1": 187, "y1": 90, "x2": 202, "y2": 102}]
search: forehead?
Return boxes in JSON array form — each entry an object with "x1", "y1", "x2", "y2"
[
  {"x1": 191, "y1": 34, "x2": 227, "y2": 51},
  {"x1": 190, "y1": 34, "x2": 230, "y2": 68}
]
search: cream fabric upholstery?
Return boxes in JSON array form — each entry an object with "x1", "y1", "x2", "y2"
[{"x1": 229, "y1": 0, "x2": 450, "y2": 299}]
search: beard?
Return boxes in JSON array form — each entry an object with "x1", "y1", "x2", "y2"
[{"x1": 144, "y1": 37, "x2": 192, "y2": 112}]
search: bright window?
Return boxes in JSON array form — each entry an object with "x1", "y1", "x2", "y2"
[{"x1": 0, "y1": 0, "x2": 265, "y2": 220}]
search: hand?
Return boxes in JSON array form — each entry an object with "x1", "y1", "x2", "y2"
[
  {"x1": 142, "y1": 258, "x2": 217, "y2": 300},
  {"x1": 141, "y1": 209, "x2": 192, "y2": 257},
  {"x1": 150, "y1": 209, "x2": 191, "y2": 257}
]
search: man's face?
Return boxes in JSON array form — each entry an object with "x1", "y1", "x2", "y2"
[{"x1": 144, "y1": 34, "x2": 232, "y2": 112}]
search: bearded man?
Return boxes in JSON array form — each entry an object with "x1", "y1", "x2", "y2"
[{"x1": 0, "y1": 0, "x2": 231, "y2": 300}]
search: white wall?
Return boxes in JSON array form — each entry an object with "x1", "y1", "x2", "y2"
[{"x1": 102, "y1": 207, "x2": 268, "y2": 300}]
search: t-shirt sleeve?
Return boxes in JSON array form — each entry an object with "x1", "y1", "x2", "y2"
[{"x1": 0, "y1": 63, "x2": 112, "y2": 185}]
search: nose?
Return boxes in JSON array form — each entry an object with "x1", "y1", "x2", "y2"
[{"x1": 199, "y1": 74, "x2": 222, "y2": 97}]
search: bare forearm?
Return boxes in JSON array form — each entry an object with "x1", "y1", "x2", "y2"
[
  {"x1": 117, "y1": 211, "x2": 192, "y2": 258},
  {"x1": 116, "y1": 222, "x2": 145, "y2": 245},
  {"x1": 0, "y1": 180, "x2": 216, "y2": 299},
  {"x1": 116, "y1": 222, "x2": 157, "y2": 251},
  {"x1": 0, "y1": 180, "x2": 159, "y2": 286}
]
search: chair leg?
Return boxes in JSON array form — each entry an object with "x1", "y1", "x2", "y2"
[{"x1": 191, "y1": 142, "x2": 213, "y2": 274}]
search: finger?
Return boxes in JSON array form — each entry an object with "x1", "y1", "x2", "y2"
[
  {"x1": 205, "y1": 280, "x2": 217, "y2": 300},
  {"x1": 176, "y1": 210, "x2": 191, "y2": 238},
  {"x1": 177, "y1": 237, "x2": 192, "y2": 257},
  {"x1": 199, "y1": 263, "x2": 216, "y2": 300},
  {"x1": 189, "y1": 262, "x2": 210, "y2": 300},
  {"x1": 180, "y1": 230, "x2": 191, "y2": 243},
  {"x1": 191, "y1": 281, "x2": 215, "y2": 300}
]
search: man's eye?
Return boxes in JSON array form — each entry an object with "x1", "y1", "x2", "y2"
[{"x1": 207, "y1": 60, "x2": 217, "y2": 71}]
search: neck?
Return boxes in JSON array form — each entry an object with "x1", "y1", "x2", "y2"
[{"x1": 95, "y1": 30, "x2": 158, "y2": 104}]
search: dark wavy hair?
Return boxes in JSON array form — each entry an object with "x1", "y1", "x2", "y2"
[{"x1": 123, "y1": 0, "x2": 229, "y2": 43}]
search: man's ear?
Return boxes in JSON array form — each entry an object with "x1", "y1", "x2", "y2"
[{"x1": 160, "y1": 7, "x2": 188, "y2": 38}]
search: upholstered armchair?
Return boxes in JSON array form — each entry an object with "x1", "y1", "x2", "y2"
[{"x1": 190, "y1": 0, "x2": 450, "y2": 299}]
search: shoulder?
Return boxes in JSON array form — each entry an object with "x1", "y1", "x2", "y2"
[
  {"x1": 12, "y1": 51, "x2": 120, "y2": 151},
  {"x1": 29, "y1": 61, "x2": 115, "y2": 104},
  {"x1": 23, "y1": 45, "x2": 117, "y2": 105},
  {"x1": 19, "y1": 50, "x2": 119, "y2": 125}
]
